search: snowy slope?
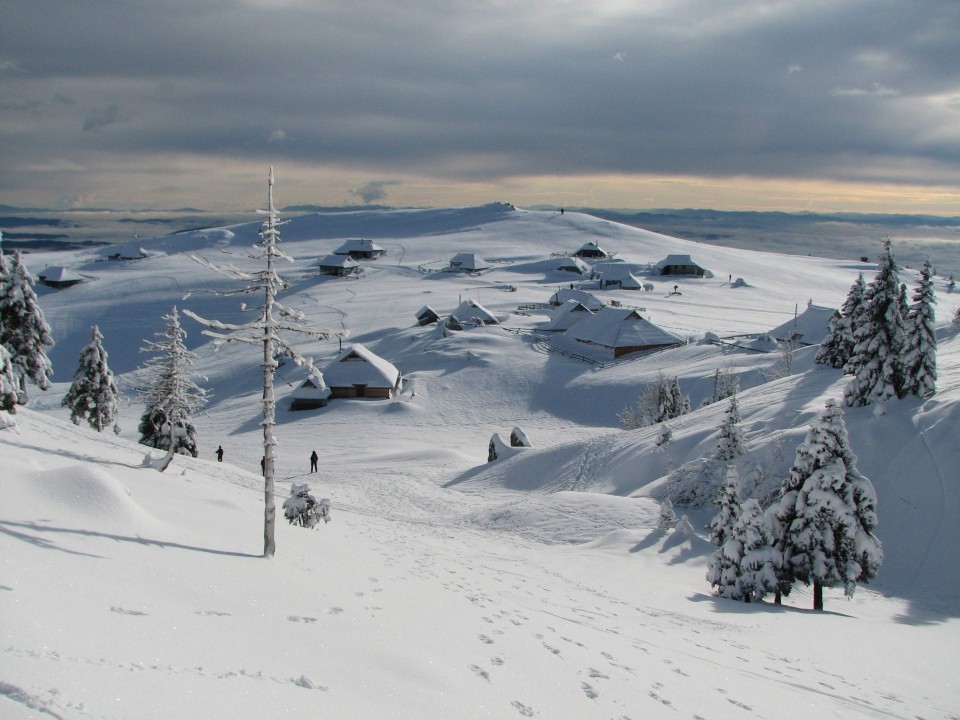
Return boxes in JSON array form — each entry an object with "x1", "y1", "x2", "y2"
[{"x1": 3, "y1": 204, "x2": 959, "y2": 718}]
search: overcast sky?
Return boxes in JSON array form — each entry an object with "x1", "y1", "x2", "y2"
[{"x1": 2, "y1": 0, "x2": 958, "y2": 214}]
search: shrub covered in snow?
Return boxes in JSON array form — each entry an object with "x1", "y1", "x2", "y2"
[{"x1": 282, "y1": 484, "x2": 331, "y2": 529}]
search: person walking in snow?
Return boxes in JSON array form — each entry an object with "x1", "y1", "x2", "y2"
[
  {"x1": 215, "y1": 445, "x2": 224, "y2": 462},
  {"x1": 310, "y1": 450, "x2": 319, "y2": 473}
]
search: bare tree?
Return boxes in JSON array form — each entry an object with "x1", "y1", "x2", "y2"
[{"x1": 184, "y1": 169, "x2": 336, "y2": 557}]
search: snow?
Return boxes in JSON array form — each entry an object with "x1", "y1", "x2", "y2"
[{"x1": 3, "y1": 204, "x2": 959, "y2": 718}]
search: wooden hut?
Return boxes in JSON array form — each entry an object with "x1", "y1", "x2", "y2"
[{"x1": 323, "y1": 344, "x2": 401, "y2": 399}]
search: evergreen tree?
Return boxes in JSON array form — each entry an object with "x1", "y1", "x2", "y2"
[
  {"x1": 782, "y1": 400, "x2": 882, "y2": 610},
  {"x1": 669, "y1": 376, "x2": 691, "y2": 417},
  {"x1": 138, "y1": 306, "x2": 207, "y2": 461},
  {"x1": 838, "y1": 275, "x2": 867, "y2": 374},
  {"x1": 62, "y1": 325, "x2": 121, "y2": 433},
  {"x1": 708, "y1": 464, "x2": 741, "y2": 546},
  {"x1": 901, "y1": 259, "x2": 937, "y2": 398},
  {"x1": 814, "y1": 310, "x2": 848, "y2": 369},
  {"x1": 733, "y1": 499, "x2": 780, "y2": 602},
  {"x1": 708, "y1": 366, "x2": 739, "y2": 404},
  {"x1": 713, "y1": 394, "x2": 744, "y2": 461},
  {"x1": 844, "y1": 240, "x2": 908, "y2": 407},
  {"x1": 618, "y1": 372, "x2": 689, "y2": 428},
  {"x1": 706, "y1": 465, "x2": 743, "y2": 598},
  {"x1": 0, "y1": 345, "x2": 18, "y2": 413},
  {"x1": 0, "y1": 249, "x2": 54, "y2": 403}
]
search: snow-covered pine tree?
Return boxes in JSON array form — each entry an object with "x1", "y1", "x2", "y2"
[
  {"x1": 713, "y1": 394, "x2": 744, "y2": 461},
  {"x1": 62, "y1": 325, "x2": 121, "y2": 433},
  {"x1": 619, "y1": 372, "x2": 688, "y2": 428},
  {"x1": 0, "y1": 249, "x2": 54, "y2": 403},
  {"x1": 669, "y1": 376, "x2": 691, "y2": 417},
  {"x1": 183, "y1": 169, "x2": 335, "y2": 558},
  {"x1": 837, "y1": 274, "x2": 867, "y2": 374},
  {"x1": 0, "y1": 345, "x2": 18, "y2": 413},
  {"x1": 782, "y1": 400, "x2": 882, "y2": 610},
  {"x1": 706, "y1": 465, "x2": 743, "y2": 598},
  {"x1": 844, "y1": 240, "x2": 907, "y2": 407},
  {"x1": 901, "y1": 258, "x2": 937, "y2": 398},
  {"x1": 814, "y1": 310, "x2": 848, "y2": 369},
  {"x1": 734, "y1": 499, "x2": 780, "y2": 602},
  {"x1": 138, "y1": 306, "x2": 207, "y2": 466},
  {"x1": 708, "y1": 464, "x2": 741, "y2": 546}
]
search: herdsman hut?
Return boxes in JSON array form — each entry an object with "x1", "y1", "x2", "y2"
[
  {"x1": 334, "y1": 238, "x2": 385, "y2": 260},
  {"x1": 447, "y1": 252, "x2": 491, "y2": 273},
  {"x1": 651, "y1": 254, "x2": 711, "y2": 277},
  {"x1": 289, "y1": 375, "x2": 332, "y2": 410},
  {"x1": 323, "y1": 344, "x2": 401, "y2": 399},
  {"x1": 573, "y1": 241, "x2": 609, "y2": 259},
  {"x1": 563, "y1": 306, "x2": 683, "y2": 359},
  {"x1": 318, "y1": 254, "x2": 360, "y2": 277},
  {"x1": 37, "y1": 266, "x2": 86, "y2": 289}
]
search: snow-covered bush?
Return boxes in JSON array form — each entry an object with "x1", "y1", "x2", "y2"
[
  {"x1": 657, "y1": 499, "x2": 678, "y2": 530},
  {"x1": 282, "y1": 484, "x2": 331, "y2": 529}
]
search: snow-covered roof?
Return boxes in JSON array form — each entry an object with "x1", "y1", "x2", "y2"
[
  {"x1": 318, "y1": 254, "x2": 359, "y2": 269},
  {"x1": 556, "y1": 257, "x2": 589, "y2": 274},
  {"x1": 652, "y1": 254, "x2": 711, "y2": 275},
  {"x1": 450, "y1": 298, "x2": 499, "y2": 326},
  {"x1": 334, "y1": 238, "x2": 384, "y2": 254},
  {"x1": 38, "y1": 266, "x2": 85, "y2": 284},
  {"x1": 548, "y1": 288, "x2": 606, "y2": 311},
  {"x1": 290, "y1": 375, "x2": 331, "y2": 400},
  {"x1": 564, "y1": 306, "x2": 682, "y2": 349},
  {"x1": 542, "y1": 299, "x2": 595, "y2": 331},
  {"x1": 322, "y1": 344, "x2": 400, "y2": 389},
  {"x1": 596, "y1": 263, "x2": 644, "y2": 289},
  {"x1": 576, "y1": 241, "x2": 607, "y2": 254},
  {"x1": 448, "y1": 252, "x2": 490, "y2": 271},
  {"x1": 767, "y1": 304, "x2": 837, "y2": 345}
]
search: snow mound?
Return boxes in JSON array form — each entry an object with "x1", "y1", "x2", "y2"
[{"x1": 27, "y1": 464, "x2": 157, "y2": 529}]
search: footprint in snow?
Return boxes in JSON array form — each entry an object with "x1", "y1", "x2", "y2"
[
  {"x1": 287, "y1": 615, "x2": 318, "y2": 623},
  {"x1": 479, "y1": 634, "x2": 494, "y2": 644},
  {"x1": 581, "y1": 682, "x2": 598, "y2": 700},
  {"x1": 469, "y1": 664, "x2": 490, "y2": 681},
  {"x1": 491, "y1": 656, "x2": 505, "y2": 666},
  {"x1": 110, "y1": 606, "x2": 148, "y2": 616},
  {"x1": 511, "y1": 700, "x2": 535, "y2": 717}
]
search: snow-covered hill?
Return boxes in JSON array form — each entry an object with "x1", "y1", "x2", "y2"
[{"x1": 3, "y1": 204, "x2": 959, "y2": 718}]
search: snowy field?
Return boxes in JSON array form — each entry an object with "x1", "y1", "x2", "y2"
[{"x1": 3, "y1": 203, "x2": 959, "y2": 719}]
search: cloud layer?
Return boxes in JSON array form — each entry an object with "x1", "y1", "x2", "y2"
[{"x1": 2, "y1": 0, "x2": 958, "y2": 211}]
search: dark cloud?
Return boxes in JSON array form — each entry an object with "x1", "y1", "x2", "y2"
[{"x1": 1, "y1": 0, "x2": 958, "y2": 208}]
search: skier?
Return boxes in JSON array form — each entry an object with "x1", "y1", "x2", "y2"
[
  {"x1": 310, "y1": 450, "x2": 319, "y2": 473},
  {"x1": 216, "y1": 445, "x2": 224, "y2": 462}
]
